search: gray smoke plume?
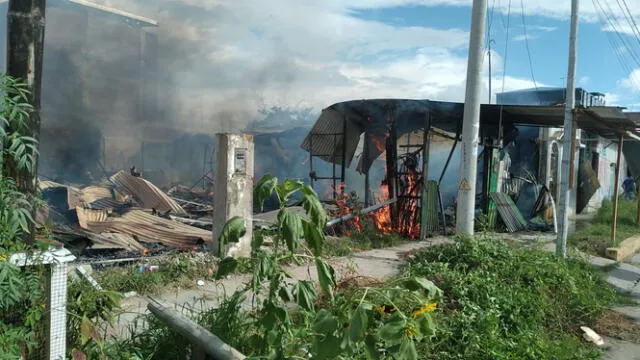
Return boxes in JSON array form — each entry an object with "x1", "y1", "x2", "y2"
[{"x1": 0, "y1": 0, "x2": 308, "y2": 184}]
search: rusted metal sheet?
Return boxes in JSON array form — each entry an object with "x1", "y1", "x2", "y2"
[
  {"x1": 86, "y1": 209, "x2": 212, "y2": 248},
  {"x1": 80, "y1": 185, "x2": 113, "y2": 204},
  {"x1": 110, "y1": 170, "x2": 188, "y2": 216},
  {"x1": 76, "y1": 206, "x2": 108, "y2": 229}
]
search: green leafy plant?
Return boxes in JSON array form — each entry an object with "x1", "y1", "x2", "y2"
[
  {"x1": 66, "y1": 280, "x2": 123, "y2": 359},
  {"x1": 406, "y1": 236, "x2": 621, "y2": 360},
  {"x1": 209, "y1": 175, "x2": 441, "y2": 359},
  {"x1": 0, "y1": 74, "x2": 46, "y2": 359}
]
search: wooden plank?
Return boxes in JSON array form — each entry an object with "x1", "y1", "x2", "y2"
[
  {"x1": 611, "y1": 135, "x2": 624, "y2": 244},
  {"x1": 605, "y1": 235, "x2": 640, "y2": 262}
]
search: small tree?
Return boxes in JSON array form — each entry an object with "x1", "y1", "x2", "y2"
[
  {"x1": 215, "y1": 175, "x2": 441, "y2": 359},
  {"x1": 0, "y1": 73, "x2": 45, "y2": 358}
]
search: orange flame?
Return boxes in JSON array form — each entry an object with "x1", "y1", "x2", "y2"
[{"x1": 332, "y1": 183, "x2": 363, "y2": 234}]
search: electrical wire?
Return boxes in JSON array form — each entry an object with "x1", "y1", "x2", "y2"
[
  {"x1": 592, "y1": 0, "x2": 640, "y2": 91},
  {"x1": 618, "y1": 0, "x2": 640, "y2": 47},
  {"x1": 519, "y1": 0, "x2": 540, "y2": 103},
  {"x1": 596, "y1": 0, "x2": 640, "y2": 68},
  {"x1": 487, "y1": 0, "x2": 498, "y2": 103},
  {"x1": 501, "y1": 0, "x2": 512, "y2": 94}
]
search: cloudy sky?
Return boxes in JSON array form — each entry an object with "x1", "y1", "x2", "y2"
[{"x1": 99, "y1": 0, "x2": 640, "y2": 120}]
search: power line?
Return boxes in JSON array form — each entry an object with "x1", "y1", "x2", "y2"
[
  {"x1": 596, "y1": 0, "x2": 640, "y2": 68},
  {"x1": 519, "y1": 0, "x2": 539, "y2": 100},
  {"x1": 501, "y1": 0, "x2": 512, "y2": 93},
  {"x1": 487, "y1": 0, "x2": 497, "y2": 103},
  {"x1": 618, "y1": 0, "x2": 640, "y2": 48},
  {"x1": 592, "y1": 0, "x2": 640, "y2": 91}
]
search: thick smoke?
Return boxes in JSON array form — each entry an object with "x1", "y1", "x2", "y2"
[{"x1": 0, "y1": 0, "x2": 307, "y2": 185}]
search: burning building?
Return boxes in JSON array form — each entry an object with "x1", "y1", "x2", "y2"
[{"x1": 302, "y1": 98, "x2": 640, "y2": 237}]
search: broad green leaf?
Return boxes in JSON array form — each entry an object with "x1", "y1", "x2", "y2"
[
  {"x1": 217, "y1": 216, "x2": 246, "y2": 254},
  {"x1": 348, "y1": 305, "x2": 369, "y2": 343},
  {"x1": 416, "y1": 313, "x2": 436, "y2": 339},
  {"x1": 312, "y1": 309, "x2": 342, "y2": 359},
  {"x1": 277, "y1": 209, "x2": 303, "y2": 252},
  {"x1": 404, "y1": 277, "x2": 442, "y2": 298},
  {"x1": 398, "y1": 338, "x2": 418, "y2": 360},
  {"x1": 302, "y1": 193, "x2": 327, "y2": 228},
  {"x1": 294, "y1": 280, "x2": 317, "y2": 312},
  {"x1": 378, "y1": 312, "x2": 406, "y2": 344},
  {"x1": 254, "y1": 174, "x2": 277, "y2": 210},
  {"x1": 261, "y1": 302, "x2": 290, "y2": 329},
  {"x1": 278, "y1": 286, "x2": 292, "y2": 303},
  {"x1": 215, "y1": 257, "x2": 238, "y2": 279},
  {"x1": 315, "y1": 257, "x2": 336, "y2": 298},
  {"x1": 275, "y1": 178, "x2": 304, "y2": 204},
  {"x1": 364, "y1": 335, "x2": 380, "y2": 360},
  {"x1": 302, "y1": 219, "x2": 324, "y2": 256}
]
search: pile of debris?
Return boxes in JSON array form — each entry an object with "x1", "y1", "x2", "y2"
[{"x1": 38, "y1": 170, "x2": 213, "y2": 260}]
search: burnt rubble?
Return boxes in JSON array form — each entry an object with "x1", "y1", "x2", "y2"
[{"x1": 38, "y1": 170, "x2": 214, "y2": 261}]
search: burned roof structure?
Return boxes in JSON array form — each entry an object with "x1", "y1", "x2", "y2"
[
  {"x1": 301, "y1": 99, "x2": 640, "y2": 239},
  {"x1": 301, "y1": 99, "x2": 639, "y2": 175}
]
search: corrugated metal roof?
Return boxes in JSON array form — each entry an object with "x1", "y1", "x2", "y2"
[
  {"x1": 301, "y1": 99, "x2": 639, "y2": 174},
  {"x1": 86, "y1": 209, "x2": 212, "y2": 248},
  {"x1": 76, "y1": 206, "x2": 108, "y2": 229},
  {"x1": 110, "y1": 170, "x2": 188, "y2": 216},
  {"x1": 80, "y1": 186, "x2": 113, "y2": 204}
]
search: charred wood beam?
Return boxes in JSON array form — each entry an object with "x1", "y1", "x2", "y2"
[
  {"x1": 6, "y1": 0, "x2": 47, "y2": 239},
  {"x1": 326, "y1": 198, "x2": 397, "y2": 228}
]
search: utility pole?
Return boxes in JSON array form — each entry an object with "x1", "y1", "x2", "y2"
[
  {"x1": 556, "y1": 0, "x2": 579, "y2": 258},
  {"x1": 6, "y1": 0, "x2": 46, "y2": 240},
  {"x1": 456, "y1": 0, "x2": 488, "y2": 236}
]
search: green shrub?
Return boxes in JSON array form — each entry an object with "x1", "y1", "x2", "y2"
[
  {"x1": 569, "y1": 198, "x2": 640, "y2": 255},
  {"x1": 406, "y1": 236, "x2": 618, "y2": 360}
]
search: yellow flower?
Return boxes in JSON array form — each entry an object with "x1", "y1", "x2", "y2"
[
  {"x1": 412, "y1": 302, "x2": 437, "y2": 317},
  {"x1": 0, "y1": 254, "x2": 7, "y2": 262}
]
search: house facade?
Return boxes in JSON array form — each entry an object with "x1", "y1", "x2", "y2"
[{"x1": 497, "y1": 88, "x2": 626, "y2": 215}]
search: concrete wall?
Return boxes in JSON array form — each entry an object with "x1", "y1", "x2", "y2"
[
  {"x1": 212, "y1": 134, "x2": 254, "y2": 258},
  {"x1": 586, "y1": 137, "x2": 628, "y2": 212}
]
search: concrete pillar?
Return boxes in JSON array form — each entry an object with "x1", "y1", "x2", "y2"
[{"x1": 212, "y1": 134, "x2": 254, "y2": 258}]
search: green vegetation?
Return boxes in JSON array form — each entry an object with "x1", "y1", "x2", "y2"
[
  {"x1": 104, "y1": 175, "x2": 442, "y2": 359},
  {"x1": 324, "y1": 230, "x2": 407, "y2": 257},
  {"x1": 95, "y1": 253, "x2": 217, "y2": 295},
  {"x1": 0, "y1": 74, "x2": 50, "y2": 358},
  {"x1": 569, "y1": 199, "x2": 640, "y2": 256},
  {"x1": 406, "y1": 236, "x2": 621, "y2": 360}
]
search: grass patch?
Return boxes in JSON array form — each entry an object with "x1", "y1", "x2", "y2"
[
  {"x1": 323, "y1": 231, "x2": 407, "y2": 257},
  {"x1": 593, "y1": 309, "x2": 640, "y2": 344},
  {"x1": 95, "y1": 253, "x2": 217, "y2": 295},
  {"x1": 406, "y1": 236, "x2": 621, "y2": 359},
  {"x1": 569, "y1": 199, "x2": 640, "y2": 257}
]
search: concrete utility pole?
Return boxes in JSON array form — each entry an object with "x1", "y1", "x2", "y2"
[
  {"x1": 556, "y1": 0, "x2": 579, "y2": 258},
  {"x1": 456, "y1": 0, "x2": 488, "y2": 236},
  {"x1": 6, "y1": 0, "x2": 47, "y2": 240}
]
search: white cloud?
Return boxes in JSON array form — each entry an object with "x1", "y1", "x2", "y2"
[
  {"x1": 513, "y1": 34, "x2": 538, "y2": 42},
  {"x1": 578, "y1": 76, "x2": 590, "y2": 87},
  {"x1": 84, "y1": 0, "x2": 561, "y2": 130},
  {"x1": 620, "y1": 69, "x2": 640, "y2": 93}
]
